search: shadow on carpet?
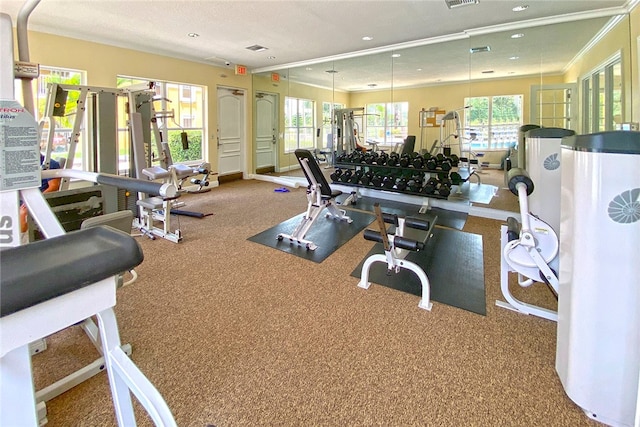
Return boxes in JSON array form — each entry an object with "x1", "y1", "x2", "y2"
[
  {"x1": 248, "y1": 209, "x2": 375, "y2": 263},
  {"x1": 351, "y1": 227, "x2": 486, "y2": 315}
]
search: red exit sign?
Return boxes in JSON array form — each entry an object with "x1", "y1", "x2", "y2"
[
  {"x1": 271, "y1": 73, "x2": 280, "y2": 82},
  {"x1": 235, "y1": 65, "x2": 247, "y2": 75}
]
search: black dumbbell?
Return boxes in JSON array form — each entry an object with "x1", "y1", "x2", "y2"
[
  {"x1": 412, "y1": 156, "x2": 424, "y2": 169},
  {"x1": 399, "y1": 154, "x2": 411, "y2": 168},
  {"x1": 440, "y1": 158, "x2": 452, "y2": 171},
  {"x1": 449, "y1": 171, "x2": 463, "y2": 185},
  {"x1": 350, "y1": 169, "x2": 363, "y2": 184},
  {"x1": 360, "y1": 171, "x2": 373, "y2": 186},
  {"x1": 382, "y1": 175, "x2": 395, "y2": 189},
  {"x1": 395, "y1": 177, "x2": 408, "y2": 191},
  {"x1": 423, "y1": 177, "x2": 438, "y2": 194},
  {"x1": 408, "y1": 176, "x2": 423, "y2": 192},
  {"x1": 330, "y1": 168, "x2": 342, "y2": 182},
  {"x1": 372, "y1": 174, "x2": 384, "y2": 187},
  {"x1": 340, "y1": 169, "x2": 352, "y2": 182},
  {"x1": 449, "y1": 154, "x2": 459, "y2": 166},
  {"x1": 437, "y1": 183, "x2": 451, "y2": 197},
  {"x1": 425, "y1": 157, "x2": 437, "y2": 170}
]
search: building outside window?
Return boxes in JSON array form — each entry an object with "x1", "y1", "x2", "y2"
[
  {"x1": 284, "y1": 97, "x2": 315, "y2": 152},
  {"x1": 118, "y1": 77, "x2": 206, "y2": 165},
  {"x1": 464, "y1": 95, "x2": 523, "y2": 151},
  {"x1": 16, "y1": 66, "x2": 86, "y2": 169},
  {"x1": 365, "y1": 102, "x2": 408, "y2": 147}
]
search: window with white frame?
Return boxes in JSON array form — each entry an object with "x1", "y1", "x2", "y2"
[
  {"x1": 118, "y1": 77, "x2": 206, "y2": 164},
  {"x1": 322, "y1": 102, "x2": 344, "y2": 150},
  {"x1": 582, "y1": 55, "x2": 622, "y2": 133},
  {"x1": 284, "y1": 97, "x2": 315, "y2": 152},
  {"x1": 15, "y1": 66, "x2": 86, "y2": 170},
  {"x1": 365, "y1": 102, "x2": 408, "y2": 147},
  {"x1": 464, "y1": 95, "x2": 523, "y2": 151}
]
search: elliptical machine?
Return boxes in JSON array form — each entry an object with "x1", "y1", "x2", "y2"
[{"x1": 497, "y1": 168, "x2": 559, "y2": 322}]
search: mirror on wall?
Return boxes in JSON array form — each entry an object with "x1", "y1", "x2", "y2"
[{"x1": 252, "y1": 11, "x2": 633, "y2": 177}]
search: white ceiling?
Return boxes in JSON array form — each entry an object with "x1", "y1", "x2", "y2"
[{"x1": 0, "y1": 0, "x2": 634, "y2": 90}]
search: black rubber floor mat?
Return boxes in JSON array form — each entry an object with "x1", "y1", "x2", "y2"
[
  {"x1": 248, "y1": 209, "x2": 375, "y2": 263},
  {"x1": 351, "y1": 227, "x2": 486, "y2": 315}
]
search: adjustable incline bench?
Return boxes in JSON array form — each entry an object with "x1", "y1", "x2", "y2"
[
  {"x1": 0, "y1": 226, "x2": 176, "y2": 426},
  {"x1": 277, "y1": 149, "x2": 354, "y2": 251}
]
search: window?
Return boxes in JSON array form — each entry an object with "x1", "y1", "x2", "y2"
[
  {"x1": 582, "y1": 55, "x2": 622, "y2": 133},
  {"x1": 365, "y1": 102, "x2": 408, "y2": 146},
  {"x1": 15, "y1": 66, "x2": 86, "y2": 170},
  {"x1": 464, "y1": 95, "x2": 523, "y2": 151},
  {"x1": 322, "y1": 102, "x2": 344, "y2": 149},
  {"x1": 118, "y1": 77, "x2": 206, "y2": 164},
  {"x1": 284, "y1": 97, "x2": 315, "y2": 152}
]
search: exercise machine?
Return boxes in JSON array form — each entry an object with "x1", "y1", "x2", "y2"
[
  {"x1": 358, "y1": 203, "x2": 435, "y2": 311},
  {"x1": 556, "y1": 131, "x2": 640, "y2": 427},
  {"x1": 1, "y1": 7, "x2": 176, "y2": 422},
  {"x1": 496, "y1": 168, "x2": 558, "y2": 322},
  {"x1": 277, "y1": 149, "x2": 353, "y2": 250}
]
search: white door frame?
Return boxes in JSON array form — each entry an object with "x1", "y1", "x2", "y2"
[
  {"x1": 216, "y1": 86, "x2": 246, "y2": 177},
  {"x1": 254, "y1": 91, "x2": 278, "y2": 173}
]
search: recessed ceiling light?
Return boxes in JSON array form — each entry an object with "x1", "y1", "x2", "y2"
[
  {"x1": 362, "y1": 36, "x2": 373, "y2": 41},
  {"x1": 508, "y1": 71, "x2": 516, "y2": 74},
  {"x1": 511, "y1": 33, "x2": 525, "y2": 39},
  {"x1": 482, "y1": 70, "x2": 494, "y2": 74},
  {"x1": 509, "y1": 56, "x2": 519, "y2": 60},
  {"x1": 417, "y1": 68, "x2": 423, "y2": 72},
  {"x1": 267, "y1": 56, "x2": 276, "y2": 59},
  {"x1": 305, "y1": 67, "x2": 313, "y2": 71},
  {"x1": 391, "y1": 53, "x2": 401, "y2": 58},
  {"x1": 368, "y1": 83, "x2": 377, "y2": 87},
  {"x1": 187, "y1": 33, "x2": 199, "y2": 38},
  {"x1": 512, "y1": 5, "x2": 529, "y2": 12}
]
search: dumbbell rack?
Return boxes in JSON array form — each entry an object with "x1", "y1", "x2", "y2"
[{"x1": 333, "y1": 158, "x2": 462, "y2": 200}]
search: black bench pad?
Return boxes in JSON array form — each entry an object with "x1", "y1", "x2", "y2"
[{"x1": 1, "y1": 226, "x2": 143, "y2": 317}]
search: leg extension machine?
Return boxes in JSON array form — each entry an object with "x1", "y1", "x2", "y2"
[
  {"x1": 497, "y1": 168, "x2": 559, "y2": 321},
  {"x1": 358, "y1": 204, "x2": 435, "y2": 311}
]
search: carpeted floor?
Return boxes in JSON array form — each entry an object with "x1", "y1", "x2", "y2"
[{"x1": 28, "y1": 172, "x2": 586, "y2": 427}]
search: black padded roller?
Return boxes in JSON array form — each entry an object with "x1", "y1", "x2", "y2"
[
  {"x1": 404, "y1": 217, "x2": 430, "y2": 230},
  {"x1": 363, "y1": 229, "x2": 384, "y2": 243},
  {"x1": 507, "y1": 168, "x2": 534, "y2": 196},
  {"x1": 381, "y1": 212, "x2": 399, "y2": 226},
  {"x1": 392, "y1": 236, "x2": 425, "y2": 251}
]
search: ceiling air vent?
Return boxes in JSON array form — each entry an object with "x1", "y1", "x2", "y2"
[
  {"x1": 470, "y1": 46, "x2": 491, "y2": 54},
  {"x1": 246, "y1": 44, "x2": 268, "y2": 52},
  {"x1": 445, "y1": 0, "x2": 479, "y2": 9}
]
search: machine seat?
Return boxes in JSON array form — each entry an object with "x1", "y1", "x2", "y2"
[{"x1": 0, "y1": 226, "x2": 143, "y2": 317}]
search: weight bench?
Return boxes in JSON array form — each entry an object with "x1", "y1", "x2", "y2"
[
  {"x1": 277, "y1": 149, "x2": 353, "y2": 251},
  {"x1": 358, "y1": 204, "x2": 436, "y2": 311},
  {"x1": 0, "y1": 226, "x2": 176, "y2": 426}
]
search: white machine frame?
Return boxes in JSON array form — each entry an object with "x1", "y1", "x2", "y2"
[{"x1": 497, "y1": 169, "x2": 559, "y2": 322}]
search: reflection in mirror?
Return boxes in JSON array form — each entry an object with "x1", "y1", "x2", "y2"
[
  {"x1": 466, "y1": 15, "x2": 629, "y2": 168},
  {"x1": 251, "y1": 11, "x2": 633, "y2": 181},
  {"x1": 252, "y1": 68, "x2": 289, "y2": 180}
]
